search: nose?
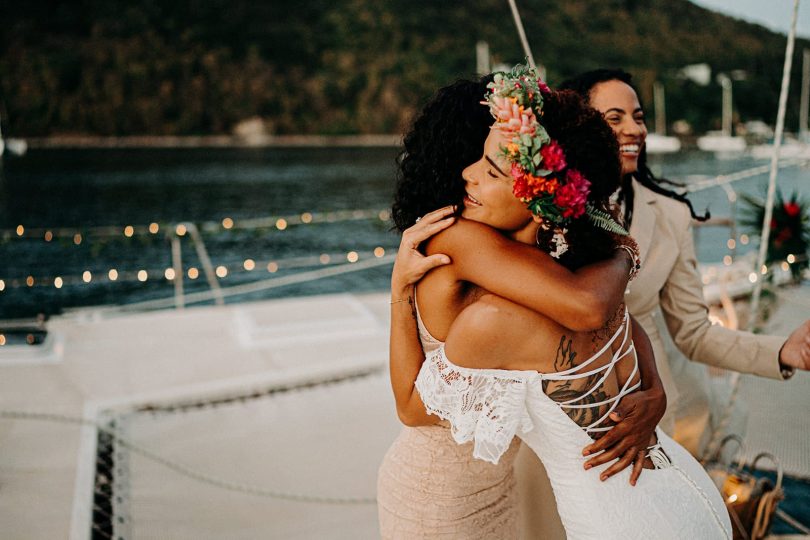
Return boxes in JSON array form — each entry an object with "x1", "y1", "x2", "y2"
[
  {"x1": 620, "y1": 117, "x2": 645, "y2": 138},
  {"x1": 462, "y1": 163, "x2": 479, "y2": 185}
]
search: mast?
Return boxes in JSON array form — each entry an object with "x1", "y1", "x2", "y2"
[
  {"x1": 800, "y1": 48, "x2": 810, "y2": 140},
  {"x1": 653, "y1": 81, "x2": 666, "y2": 135}
]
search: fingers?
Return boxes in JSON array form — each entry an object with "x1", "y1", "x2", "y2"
[
  {"x1": 598, "y1": 450, "x2": 636, "y2": 481},
  {"x1": 584, "y1": 441, "x2": 628, "y2": 470},
  {"x1": 403, "y1": 209, "x2": 457, "y2": 247},
  {"x1": 420, "y1": 253, "x2": 452, "y2": 272},
  {"x1": 629, "y1": 450, "x2": 645, "y2": 486},
  {"x1": 583, "y1": 425, "x2": 624, "y2": 456}
]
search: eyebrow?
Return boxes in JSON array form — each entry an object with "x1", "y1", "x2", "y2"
[
  {"x1": 604, "y1": 107, "x2": 644, "y2": 115},
  {"x1": 486, "y1": 155, "x2": 508, "y2": 177}
]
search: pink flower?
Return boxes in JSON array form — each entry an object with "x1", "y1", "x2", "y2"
[
  {"x1": 537, "y1": 80, "x2": 551, "y2": 95},
  {"x1": 554, "y1": 169, "x2": 590, "y2": 218},
  {"x1": 491, "y1": 97, "x2": 536, "y2": 135},
  {"x1": 540, "y1": 140, "x2": 567, "y2": 171}
]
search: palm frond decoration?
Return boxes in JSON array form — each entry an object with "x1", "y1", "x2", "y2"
[{"x1": 586, "y1": 205, "x2": 629, "y2": 236}]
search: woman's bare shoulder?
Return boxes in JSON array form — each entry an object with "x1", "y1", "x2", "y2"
[{"x1": 423, "y1": 218, "x2": 509, "y2": 256}]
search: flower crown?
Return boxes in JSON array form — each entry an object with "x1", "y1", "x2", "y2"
[{"x1": 483, "y1": 64, "x2": 628, "y2": 246}]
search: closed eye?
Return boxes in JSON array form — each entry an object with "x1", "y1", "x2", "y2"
[{"x1": 488, "y1": 169, "x2": 498, "y2": 178}]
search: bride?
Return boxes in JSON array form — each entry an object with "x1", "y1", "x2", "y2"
[{"x1": 397, "y1": 67, "x2": 732, "y2": 539}]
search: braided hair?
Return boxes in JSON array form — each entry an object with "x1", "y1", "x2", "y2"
[{"x1": 559, "y1": 69, "x2": 709, "y2": 225}]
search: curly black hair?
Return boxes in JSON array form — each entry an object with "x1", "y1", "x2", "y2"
[
  {"x1": 559, "y1": 69, "x2": 709, "y2": 224},
  {"x1": 392, "y1": 78, "x2": 623, "y2": 271},
  {"x1": 536, "y1": 90, "x2": 622, "y2": 270},
  {"x1": 392, "y1": 76, "x2": 493, "y2": 232}
]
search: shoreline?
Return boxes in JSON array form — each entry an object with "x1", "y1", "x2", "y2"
[{"x1": 25, "y1": 134, "x2": 403, "y2": 149}]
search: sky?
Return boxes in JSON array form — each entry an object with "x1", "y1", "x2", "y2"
[{"x1": 690, "y1": 0, "x2": 810, "y2": 38}]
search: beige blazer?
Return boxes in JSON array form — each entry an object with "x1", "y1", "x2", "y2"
[{"x1": 625, "y1": 178, "x2": 784, "y2": 435}]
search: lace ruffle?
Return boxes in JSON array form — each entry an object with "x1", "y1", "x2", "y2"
[{"x1": 415, "y1": 347, "x2": 533, "y2": 464}]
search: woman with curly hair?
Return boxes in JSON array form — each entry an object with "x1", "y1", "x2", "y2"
[
  {"x1": 380, "y1": 67, "x2": 732, "y2": 539},
  {"x1": 377, "y1": 71, "x2": 669, "y2": 539}
]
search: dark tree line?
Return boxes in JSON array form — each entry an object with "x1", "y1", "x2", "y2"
[{"x1": 1, "y1": 0, "x2": 808, "y2": 136}]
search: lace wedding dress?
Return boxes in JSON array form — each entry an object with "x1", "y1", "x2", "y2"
[
  {"x1": 377, "y1": 303, "x2": 521, "y2": 539},
  {"x1": 415, "y1": 310, "x2": 732, "y2": 540}
]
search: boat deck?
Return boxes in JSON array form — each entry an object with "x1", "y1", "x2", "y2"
[{"x1": 0, "y1": 287, "x2": 808, "y2": 538}]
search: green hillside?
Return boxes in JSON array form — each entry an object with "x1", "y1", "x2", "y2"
[{"x1": 1, "y1": 0, "x2": 807, "y2": 136}]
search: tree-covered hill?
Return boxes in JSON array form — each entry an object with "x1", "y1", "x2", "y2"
[{"x1": 2, "y1": 0, "x2": 807, "y2": 136}]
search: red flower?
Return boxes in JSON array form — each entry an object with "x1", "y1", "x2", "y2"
[
  {"x1": 537, "y1": 80, "x2": 551, "y2": 95},
  {"x1": 784, "y1": 202, "x2": 801, "y2": 217},
  {"x1": 554, "y1": 169, "x2": 591, "y2": 218},
  {"x1": 540, "y1": 140, "x2": 567, "y2": 172}
]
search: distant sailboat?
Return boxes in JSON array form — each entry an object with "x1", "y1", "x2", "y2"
[
  {"x1": 645, "y1": 81, "x2": 681, "y2": 153},
  {"x1": 697, "y1": 73, "x2": 746, "y2": 153},
  {"x1": 0, "y1": 116, "x2": 27, "y2": 157}
]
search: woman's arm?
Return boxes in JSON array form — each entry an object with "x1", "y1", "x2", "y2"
[
  {"x1": 389, "y1": 207, "x2": 456, "y2": 426},
  {"x1": 582, "y1": 316, "x2": 666, "y2": 484},
  {"x1": 427, "y1": 219, "x2": 631, "y2": 331}
]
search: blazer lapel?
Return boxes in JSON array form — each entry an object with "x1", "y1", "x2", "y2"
[{"x1": 629, "y1": 178, "x2": 656, "y2": 265}]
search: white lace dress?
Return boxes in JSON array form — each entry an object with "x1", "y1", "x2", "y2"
[{"x1": 415, "y1": 311, "x2": 732, "y2": 540}]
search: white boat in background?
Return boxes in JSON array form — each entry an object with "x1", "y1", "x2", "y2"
[
  {"x1": 697, "y1": 131, "x2": 747, "y2": 152},
  {"x1": 749, "y1": 138, "x2": 810, "y2": 160},
  {"x1": 645, "y1": 133, "x2": 681, "y2": 153},
  {"x1": 0, "y1": 117, "x2": 27, "y2": 157},
  {"x1": 646, "y1": 81, "x2": 682, "y2": 154}
]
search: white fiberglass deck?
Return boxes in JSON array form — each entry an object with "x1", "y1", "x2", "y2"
[{"x1": 0, "y1": 285, "x2": 808, "y2": 538}]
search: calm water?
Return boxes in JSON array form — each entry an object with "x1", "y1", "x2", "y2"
[{"x1": 0, "y1": 147, "x2": 807, "y2": 318}]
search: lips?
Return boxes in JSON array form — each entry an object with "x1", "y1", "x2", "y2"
[{"x1": 464, "y1": 193, "x2": 482, "y2": 206}]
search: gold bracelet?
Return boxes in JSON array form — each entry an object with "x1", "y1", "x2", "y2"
[{"x1": 390, "y1": 298, "x2": 410, "y2": 305}]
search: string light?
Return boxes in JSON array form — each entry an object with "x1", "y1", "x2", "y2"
[
  {"x1": 301, "y1": 212, "x2": 313, "y2": 224},
  {"x1": 275, "y1": 219, "x2": 288, "y2": 231},
  {"x1": 149, "y1": 223, "x2": 160, "y2": 234},
  {"x1": 175, "y1": 224, "x2": 187, "y2": 236},
  {"x1": 781, "y1": 262, "x2": 790, "y2": 271},
  {"x1": 748, "y1": 273, "x2": 758, "y2": 283},
  {"x1": 378, "y1": 210, "x2": 390, "y2": 221},
  {"x1": 739, "y1": 234, "x2": 749, "y2": 245},
  {"x1": 222, "y1": 218, "x2": 234, "y2": 229},
  {"x1": 16, "y1": 225, "x2": 24, "y2": 236},
  {"x1": 787, "y1": 254, "x2": 796, "y2": 264},
  {"x1": 2, "y1": 248, "x2": 400, "y2": 289},
  {"x1": 0, "y1": 335, "x2": 5, "y2": 346},
  {"x1": 727, "y1": 239, "x2": 736, "y2": 250},
  {"x1": 723, "y1": 256, "x2": 733, "y2": 266},
  {"x1": 124, "y1": 226, "x2": 134, "y2": 237},
  {"x1": 761, "y1": 265, "x2": 768, "y2": 275},
  {"x1": 44, "y1": 231, "x2": 53, "y2": 242},
  {"x1": 73, "y1": 233, "x2": 82, "y2": 245}
]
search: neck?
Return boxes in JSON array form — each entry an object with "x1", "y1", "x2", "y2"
[{"x1": 509, "y1": 221, "x2": 541, "y2": 246}]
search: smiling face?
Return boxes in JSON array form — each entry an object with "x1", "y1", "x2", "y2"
[
  {"x1": 588, "y1": 80, "x2": 647, "y2": 176},
  {"x1": 460, "y1": 128, "x2": 538, "y2": 242}
]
